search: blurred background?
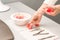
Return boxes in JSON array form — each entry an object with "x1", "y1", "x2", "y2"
[{"x1": 2, "y1": 0, "x2": 60, "y2": 24}]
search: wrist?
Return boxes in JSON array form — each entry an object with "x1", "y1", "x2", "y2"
[
  {"x1": 37, "y1": 3, "x2": 48, "y2": 14},
  {"x1": 55, "y1": 5, "x2": 60, "y2": 13}
]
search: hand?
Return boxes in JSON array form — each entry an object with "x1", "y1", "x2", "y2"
[
  {"x1": 30, "y1": 13, "x2": 42, "y2": 26},
  {"x1": 26, "y1": 13, "x2": 42, "y2": 29},
  {"x1": 44, "y1": 5, "x2": 60, "y2": 16},
  {"x1": 28, "y1": 3, "x2": 48, "y2": 27}
]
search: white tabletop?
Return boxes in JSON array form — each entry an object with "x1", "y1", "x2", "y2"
[{"x1": 0, "y1": 2, "x2": 60, "y2": 40}]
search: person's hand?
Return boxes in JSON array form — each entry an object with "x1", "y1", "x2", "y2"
[
  {"x1": 44, "y1": 5, "x2": 60, "y2": 16},
  {"x1": 30, "y1": 13, "x2": 42, "y2": 26},
  {"x1": 26, "y1": 13, "x2": 42, "y2": 29},
  {"x1": 27, "y1": 4, "x2": 48, "y2": 28}
]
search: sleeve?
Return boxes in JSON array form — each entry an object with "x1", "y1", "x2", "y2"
[{"x1": 44, "y1": 0, "x2": 58, "y2": 5}]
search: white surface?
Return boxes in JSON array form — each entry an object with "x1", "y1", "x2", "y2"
[
  {"x1": 6, "y1": 20, "x2": 60, "y2": 40},
  {"x1": 44, "y1": 0, "x2": 58, "y2": 5},
  {"x1": 0, "y1": 0, "x2": 10, "y2": 12},
  {"x1": 0, "y1": 2, "x2": 60, "y2": 40}
]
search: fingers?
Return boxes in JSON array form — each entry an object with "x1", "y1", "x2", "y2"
[
  {"x1": 49, "y1": 9, "x2": 58, "y2": 16},
  {"x1": 44, "y1": 8, "x2": 54, "y2": 15},
  {"x1": 43, "y1": 6, "x2": 58, "y2": 16},
  {"x1": 30, "y1": 13, "x2": 42, "y2": 25},
  {"x1": 30, "y1": 15, "x2": 40, "y2": 24}
]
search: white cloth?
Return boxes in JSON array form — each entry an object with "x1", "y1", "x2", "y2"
[{"x1": 44, "y1": 0, "x2": 58, "y2": 5}]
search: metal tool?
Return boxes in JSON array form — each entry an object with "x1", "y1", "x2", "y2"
[
  {"x1": 31, "y1": 28, "x2": 40, "y2": 32},
  {"x1": 38, "y1": 35, "x2": 55, "y2": 40},
  {"x1": 39, "y1": 33, "x2": 49, "y2": 35},
  {"x1": 33, "y1": 30, "x2": 45, "y2": 36}
]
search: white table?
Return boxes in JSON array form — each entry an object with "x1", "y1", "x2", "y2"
[{"x1": 0, "y1": 2, "x2": 60, "y2": 40}]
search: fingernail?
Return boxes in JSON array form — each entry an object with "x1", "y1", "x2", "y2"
[
  {"x1": 26, "y1": 23, "x2": 33, "y2": 29},
  {"x1": 47, "y1": 8, "x2": 54, "y2": 13},
  {"x1": 35, "y1": 24, "x2": 40, "y2": 27}
]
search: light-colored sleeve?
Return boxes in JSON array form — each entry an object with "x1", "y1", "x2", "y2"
[{"x1": 43, "y1": 0, "x2": 58, "y2": 5}]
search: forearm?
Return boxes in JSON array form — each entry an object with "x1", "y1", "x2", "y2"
[
  {"x1": 55, "y1": 5, "x2": 60, "y2": 13},
  {"x1": 35, "y1": 3, "x2": 47, "y2": 15},
  {"x1": 35, "y1": 1, "x2": 49, "y2": 17},
  {"x1": 34, "y1": 3, "x2": 48, "y2": 22}
]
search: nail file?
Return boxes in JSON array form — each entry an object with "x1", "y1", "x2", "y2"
[
  {"x1": 31, "y1": 27, "x2": 40, "y2": 32},
  {"x1": 38, "y1": 35, "x2": 55, "y2": 40},
  {"x1": 39, "y1": 33, "x2": 49, "y2": 35},
  {"x1": 33, "y1": 30, "x2": 45, "y2": 36}
]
